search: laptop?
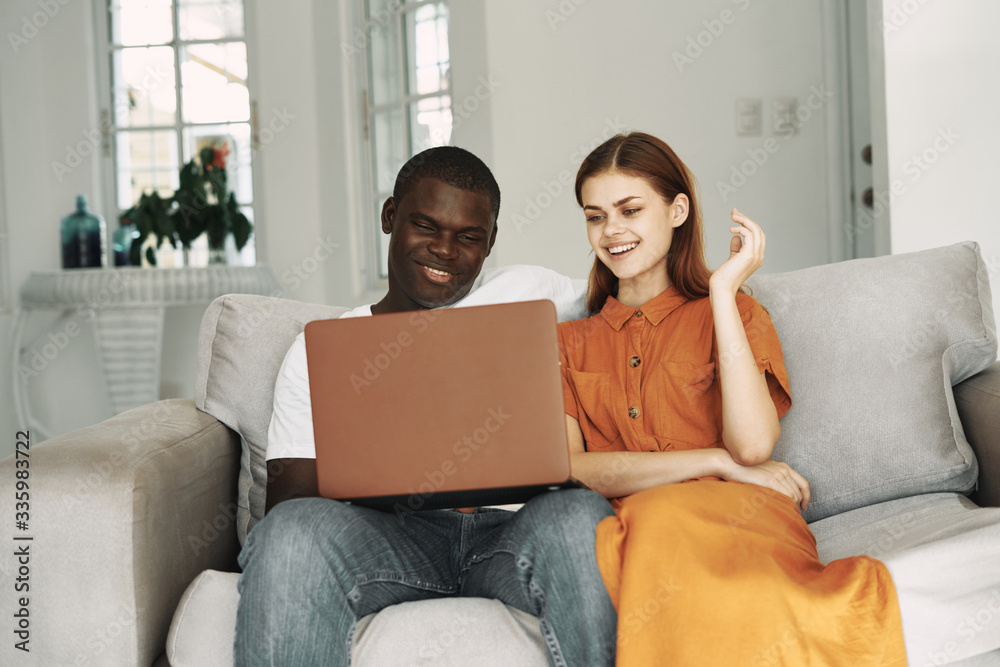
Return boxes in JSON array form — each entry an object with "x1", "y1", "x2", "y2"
[{"x1": 304, "y1": 300, "x2": 580, "y2": 513}]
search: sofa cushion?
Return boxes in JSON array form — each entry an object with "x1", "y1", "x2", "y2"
[
  {"x1": 746, "y1": 242, "x2": 997, "y2": 522},
  {"x1": 167, "y1": 570, "x2": 241, "y2": 667},
  {"x1": 167, "y1": 570, "x2": 547, "y2": 667},
  {"x1": 353, "y1": 598, "x2": 547, "y2": 666},
  {"x1": 809, "y1": 493, "x2": 1000, "y2": 663},
  {"x1": 195, "y1": 294, "x2": 348, "y2": 542}
]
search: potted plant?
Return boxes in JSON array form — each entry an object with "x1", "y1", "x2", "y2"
[{"x1": 120, "y1": 143, "x2": 253, "y2": 266}]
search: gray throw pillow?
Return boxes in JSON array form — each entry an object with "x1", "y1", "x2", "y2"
[
  {"x1": 195, "y1": 294, "x2": 348, "y2": 543},
  {"x1": 746, "y1": 241, "x2": 997, "y2": 522}
]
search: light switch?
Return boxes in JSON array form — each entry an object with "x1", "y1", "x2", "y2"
[
  {"x1": 773, "y1": 97, "x2": 797, "y2": 135},
  {"x1": 736, "y1": 98, "x2": 761, "y2": 136}
]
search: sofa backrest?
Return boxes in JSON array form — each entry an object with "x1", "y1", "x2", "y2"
[
  {"x1": 747, "y1": 241, "x2": 997, "y2": 522},
  {"x1": 196, "y1": 242, "x2": 997, "y2": 539},
  {"x1": 195, "y1": 294, "x2": 348, "y2": 543}
]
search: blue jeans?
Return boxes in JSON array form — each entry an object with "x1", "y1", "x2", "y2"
[{"x1": 234, "y1": 489, "x2": 616, "y2": 666}]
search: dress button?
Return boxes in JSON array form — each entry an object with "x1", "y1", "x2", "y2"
[
  {"x1": 629, "y1": 356, "x2": 641, "y2": 368},
  {"x1": 635, "y1": 310, "x2": 643, "y2": 318},
  {"x1": 628, "y1": 406, "x2": 640, "y2": 419}
]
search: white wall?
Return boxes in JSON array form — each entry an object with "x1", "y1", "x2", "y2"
[
  {"x1": 480, "y1": 0, "x2": 841, "y2": 280},
  {"x1": 875, "y1": 0, "x2": 1000, "y2": 326}
]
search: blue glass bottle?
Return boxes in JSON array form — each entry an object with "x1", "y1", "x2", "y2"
[{"x1": 61, "y1": 195, "x2": 106, "y2": 269}]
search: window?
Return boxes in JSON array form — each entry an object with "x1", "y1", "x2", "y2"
[
  {"x1": 360, "y1": 0, "x2": 452, "y2": 280},
  {"x1": 96, "y1": 0, "x2": 255, "y2": 266}
]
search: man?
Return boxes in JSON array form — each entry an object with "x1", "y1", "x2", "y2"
[{"x1": 235, "y1": 146, "x2": 617, "y2": 666}]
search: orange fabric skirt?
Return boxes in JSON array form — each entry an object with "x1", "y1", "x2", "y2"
[{"x1": 596, "y1": 480, "x2": 907, "y2": 666}]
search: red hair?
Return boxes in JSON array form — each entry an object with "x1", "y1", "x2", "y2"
[{"x1": 575, "y1": 132, "x2": 716, "y2": 315}]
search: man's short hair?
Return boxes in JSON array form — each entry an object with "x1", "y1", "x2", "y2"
[{"x1": 393, "y1": 146, "x2": 501, "y2": 221}]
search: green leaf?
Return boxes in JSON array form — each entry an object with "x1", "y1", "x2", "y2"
[
  {"x1": 145, "y1": 246, "x2": 157, "y2": 266},
  {"x1": 129, "y1": 237, "x2": 142, "y2": 266}
]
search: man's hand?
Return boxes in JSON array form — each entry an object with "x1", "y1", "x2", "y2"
[{"x1": 266, "y1": 458, "x2": 320, "y2": 514}]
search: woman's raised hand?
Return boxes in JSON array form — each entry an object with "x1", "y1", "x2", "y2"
[{"x1": 710, "y1": 208, "x2": 766, "y2": 296}]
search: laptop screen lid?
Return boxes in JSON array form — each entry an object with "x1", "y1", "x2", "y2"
[{"x1": 304, "y1": 300, "x2": 575, "y2": 511}]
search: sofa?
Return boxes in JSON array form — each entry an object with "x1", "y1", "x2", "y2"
[{"x1": 1, "y1": 241, "x2": 999, "y2": 666}]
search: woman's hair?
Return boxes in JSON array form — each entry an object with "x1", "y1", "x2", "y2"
[{"x1": 574, "y1": 132, "x2": 714, "y2": 315}]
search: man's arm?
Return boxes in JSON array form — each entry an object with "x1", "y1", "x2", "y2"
[{"x1": 266, "y1": 458, "x2": 320, "y2": 514}]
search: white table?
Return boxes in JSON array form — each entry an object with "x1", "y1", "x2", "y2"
[{"x1": 13, "y1": 266, "x2": 283, "y2": 439}]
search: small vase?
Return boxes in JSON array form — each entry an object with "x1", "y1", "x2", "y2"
[
  {"x1": 112, "y1": 222, "x2": 140, "y2": 267},
  {"x1": 61, "y1": 195, "x2": 107, "y2": 269},
  {"x1": 208, "y1": 247, "x2": 227, "y2": 265}
]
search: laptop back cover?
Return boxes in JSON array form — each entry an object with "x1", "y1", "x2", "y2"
[{"x1": 304, "y1": 300, "x2": 572, "y2": 509}]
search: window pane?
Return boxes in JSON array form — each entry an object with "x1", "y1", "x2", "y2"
[
  {"x1": 235, "y1": 206, "x2": 256, "y2": 265},
  {"x1": 180, "y1": 43, "x2": 250, "y2": 123},
  {"x1": 409, "y1": 96, "x2": 451, "y2": 153},
  {"x1": 110, "y1": 0, "x2": 173, "y2": 47},
  {"x1": 372, "y1": 108, "x2": 406, "y2": 194},
  {"x1": 182, "y1": 123, "x2": 253, "y2": 204},
  {"x1": 368, "y1": 8, "x2": 401, "y2": 106},
  {"x1": 112, "y1": 47, "x2": 177, "y2": 128},
  {"x1": 116, "y1": 130, "x2": 179, "y2": 208},
  {"x1": 126, "y1": 169, "x2": 180, "y2": 209},
  {"x1": 405, "y1": 3, "x2": 449, "y2": 96},
  {"x1": 178, "y1": 0, "x2": 245, "y2": 40},
  {"x1": 117, "y1": 129, "x2": 179, "y2": 170}
]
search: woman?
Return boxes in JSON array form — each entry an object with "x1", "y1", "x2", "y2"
[{"x1": 559, "y1": 132, "x2": 906, "y2": 665}]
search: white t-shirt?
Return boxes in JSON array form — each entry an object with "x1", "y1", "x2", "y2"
[{"x1": 266, "y1": 265, "x2": 588, "y2": 460}]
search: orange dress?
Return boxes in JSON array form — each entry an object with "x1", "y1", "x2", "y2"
[{"x1": 558, "y1": 288, "x2": 906, "y2": 666}]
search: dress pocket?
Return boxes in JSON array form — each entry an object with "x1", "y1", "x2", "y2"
[
  {"x1": 567, "y1": 369, "x2": 621, "y2": 451},
  {"x1": 651, "y1": 361, "x2": 719, "y2": 448}
]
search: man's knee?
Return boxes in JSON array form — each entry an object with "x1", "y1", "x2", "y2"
[
  {"x1": 243, "y1": 497, "x2": 350, "y2": 565},
  {"x1": 523, "y1": 489, "x2": 614, "y2": 538}
]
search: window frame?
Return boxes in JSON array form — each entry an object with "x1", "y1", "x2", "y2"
[
  {"x1": 92, "y1": 0, "x2": 262, "y2": 265},
  {"x1": 355, "y1": 0, "x2": 453, "y2": 290}
]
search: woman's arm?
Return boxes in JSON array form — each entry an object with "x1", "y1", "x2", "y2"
[
  {"x1": 566, "y1": 415, "x2": 732, "y2": 497},
  {"x1": 567, "y1": 415, "x2": 810, "y2": 509},
  {"x1": 708, "y1": 209, "x2": 781, "y2": 465}
]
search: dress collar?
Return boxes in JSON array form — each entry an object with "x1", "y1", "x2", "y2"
[{"x1": 600, "y1": 286, "x2": 689, "y2": 331}]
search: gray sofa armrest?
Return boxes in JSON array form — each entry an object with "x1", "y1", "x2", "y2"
[
  {"x1": 0, "y1": 399, "x2": 240, "y2": 667},
  {"x1": 954, "y1": 360, "x2": 1000, "y2": 507}
]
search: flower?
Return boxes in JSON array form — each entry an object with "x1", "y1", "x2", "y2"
[{"x1": 210, "y1": 142, "x2": 230, "y2": 171}]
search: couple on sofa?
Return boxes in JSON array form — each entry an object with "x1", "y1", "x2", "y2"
[{"x1": 236, "y1": 134, "x2": 906, "y2": 665}]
